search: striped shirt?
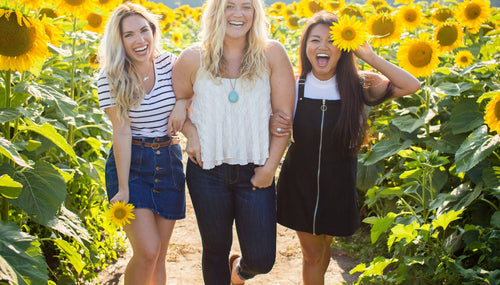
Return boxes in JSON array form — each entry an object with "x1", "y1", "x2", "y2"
[{"x1": 97, "y1": 52, "x2": 176, "y2": 137}]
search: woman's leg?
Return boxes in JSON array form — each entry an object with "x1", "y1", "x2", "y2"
[
  {"x1": 296, "y1": 231, "x2": 333, "y2": 285},
  {"x1": 123, "y1": 209, "x2": 162, "y2": 285},
  {"x1": 187, "y1": 161, "x2": 234, "y2": 285},
  {"x1": 233, "y1": 165, "x2": 277, "y2": 282},
  {"x1": 150, "y1": 216, "x2": 176, "y2": 285}
]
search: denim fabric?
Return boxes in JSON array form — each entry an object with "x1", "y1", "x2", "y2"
[
  {"x1": 105, "y1": 137, "x2": 185, "y2": 220},
  {"x1": 186, "y1": 160, "x2": 276, "y2": 284}
]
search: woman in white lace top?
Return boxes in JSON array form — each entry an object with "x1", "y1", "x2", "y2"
[{"x1": 168, "y1": 0, "x2": 295, "y2": 284}]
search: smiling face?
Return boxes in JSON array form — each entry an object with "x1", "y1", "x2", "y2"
[
  {"x1": 120, "y1": 14, "x2": 155, "y2": 66},
  {"x1": 224, "y1": 0, "x2": 254, "y2": 40},
  {"x1": 305, "y1": 23, "x2": 341, "y2": 81}
]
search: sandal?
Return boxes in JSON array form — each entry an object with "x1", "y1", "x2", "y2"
[{"x1": 229, "y1": 254, "x2": 245, "y2": 285}]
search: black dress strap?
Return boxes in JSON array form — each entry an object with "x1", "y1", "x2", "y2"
[{"x1": 298, "y1": 75, "x2": 306, "y2": 100}]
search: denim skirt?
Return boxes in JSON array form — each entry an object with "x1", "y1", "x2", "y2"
[{"x1": 105, "y1": 137, "x2": 186, "y2": 220}]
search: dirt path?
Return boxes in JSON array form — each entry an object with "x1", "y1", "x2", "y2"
[{"x1": 94, "y1": 141, "x2": 361, "y2": 284}]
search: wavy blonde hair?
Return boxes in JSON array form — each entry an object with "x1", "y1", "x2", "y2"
[
  {"x1": 98, "y1": 2, "x2": 161, "y2": 120},
  {"x1": 199, "y1": 0, "x2": 269, "y2": 81}
]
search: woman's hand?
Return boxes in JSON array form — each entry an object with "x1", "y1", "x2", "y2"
[
  {"x1": 186, "y1": 129, "x2": 202, "y2": 168},
  {"x1": 167, "y1": 99, "x2": 190, "y2": 136},
  {"x1": 251, "y1": 165, "x2": 275, "y2": 189},
  {"x1": 353, "y1": 42, "x2": 376, "y2": 63},
  {"x1": 270, "y1": 110, "x2": 292, "y2": 137},
  {"x1": 110, "y1": 190, "x2": 129, "y2": 205}
]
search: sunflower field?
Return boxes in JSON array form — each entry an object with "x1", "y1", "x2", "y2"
[{"x1": 0, "y1": 0, "x2": 499, "y2": 284}]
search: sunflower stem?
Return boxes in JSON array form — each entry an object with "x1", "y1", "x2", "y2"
[
  {"x1": 67, "y1": 16, "x2": 77, "y2": 147},
  {"x1": 424, "y1": 75, "x2": 431, "y2": 137},
  {"x1": 1, "y1": 70, "x2": 11, "y2": 222}
]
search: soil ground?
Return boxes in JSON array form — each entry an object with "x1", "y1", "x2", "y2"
[{"x1": 93, "y1": 139, "x2": 361, "y2": 285}]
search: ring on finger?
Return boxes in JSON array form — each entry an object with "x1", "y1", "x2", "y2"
[{"x1": 277, "y1": 127, "x2": 282, "y2": 133}]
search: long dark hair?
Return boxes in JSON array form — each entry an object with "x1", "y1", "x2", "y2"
[{"x1": 299, "y1": 11, "x2": 367, "y2": 156}]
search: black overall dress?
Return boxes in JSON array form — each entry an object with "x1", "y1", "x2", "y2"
[{"x1": 276, "y1": 78, "x2": 359, "y2": 236}]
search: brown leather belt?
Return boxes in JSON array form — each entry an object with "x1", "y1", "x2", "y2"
[{"x1": 131, "y1": 136, "x2": 180, "y2": 149}]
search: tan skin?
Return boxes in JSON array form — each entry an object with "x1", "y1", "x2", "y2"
[
  {"x1": 170, "y1": 0, "x2": 295, "y2": 283},
  {"x1": 105, "y1": 14, "x2": 176, "y2": 285},
  {"x1": 271, "y1": 24, "x2": 420, "y2": 285}
]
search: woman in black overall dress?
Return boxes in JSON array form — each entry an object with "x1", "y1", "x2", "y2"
[{"x1": 271, "y1": 11, "x2": 421, "y2": 285}]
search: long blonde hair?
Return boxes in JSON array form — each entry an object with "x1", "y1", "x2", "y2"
[
  {"x1": 98, "y1": 2, "x2": 161, "y2": 120},
  {"x1": 198, "y1": 0, "x2": 268, "y2": 81}
]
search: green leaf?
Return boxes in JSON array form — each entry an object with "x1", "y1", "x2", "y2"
[
  {"x1": 483, "y1": 167, "x2": 500, "y2": 198},
  {"x1": 52, "y1": 239, "x2": 85, "y2": 274},
  {"x1": 0, "y1": 174, "x2": 22, "y2": 199},
  {"x1": 357, "y1": 160, "x2": 385, "y2": 191},
  {"x1": 433, "y1": 82, "x2": 460, "y2": 96},
  {"x1": 432, "y1": 209, "x2": 463, "y2": 231},
  {"x1": 388, "y1": 222, "x2": 419, "y2": 250},
  {"x1": 363, "y1": 257, "x2": 396, "y2": 276},
  {"x1": 23, "y1": 122, "x2": 78, "y2": 163},
  {"x1": 363, "y1": 135, "x2": 413, "y2": 166},
  {"x1": 391, "y1": 109, "x2": 435, "y2": 133},
  {"x1": 455, "y1": 126, "x2": 500, "y2": 173},
  {"x1": 369, "y1": 214, "x2": 396, "y2": 244},
  {"x1": 450, "y1": 100, "x2": 484, "y2": 135},
  {"x1": 0, "y1": 138, "x2": 31, "y2": 168},
  {"x1": 0, "y1": 107, "x2": 21, "y2": 123},
  {"x1": 47, "y1": 205, "x2": 92, "y2": 245},
  {"x1": 400, "y1": 168, "x2": 423, "y2": 180},
  {"x1": 491, "y1": 211, "x2": 500, "y2": 228},
  {"x1": 0, "y1": 222, "x2": 48, "y2": 285},
  {"x1": 5, "y1": 161, "x2": 67, "y2": 226},
  {"x1": 0, "y1": 255, "x2": 18, "y2": 284}
]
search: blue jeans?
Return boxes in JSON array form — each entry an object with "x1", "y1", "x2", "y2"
[{"x1": 186, "y1": 161, "x2": 276, "y2": 285}]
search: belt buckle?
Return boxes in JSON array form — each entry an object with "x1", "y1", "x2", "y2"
[{"x1": 151, "y1": 142, "x2": 160, "y2": 149}]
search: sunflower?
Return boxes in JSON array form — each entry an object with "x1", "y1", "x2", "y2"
[
  {"x1": 84, "y1": 11, "x2": 107, "y2": 34},
  {"x1": 297, "y1": 0, "x2": 324, "y2": 18},
  {"x1": 18, "y1": 0, "x2": 44, "y2": 10},
  {"x1": 41, "y1": 16, "x2": 64, "y2": 46},
  {"x1": 325, "y1": 0, "x2": 344, "y2": 12},
  {"x1": 107, "y1": 201, "x2": 135, "y2": 227},
  {"x1": 454, "y1": 50, "x2": 474, "y2": 68},
  {"x1": 397, "y1": 33, "x2": 440, "y2": 78},
  {"x1": 394, "y1": 0, "x2": 415, "y2": 4},
  {"x1": 484, "y1": 93, "x2": 500, "y2": 134},
  {"x1": 434, "y1": 21, "x2": 463, "y2": 53},
  {"x1": 330, "y1": 15, "x2": 368, "y2": 52},
  {"x1": 0, "y1": 9, "x2": 49, "y2": 72},
  {"x1": 96, "y1": 0, "x2": 121, "y2": 12},
  {"x1": 376, "y1": 6, "x2": 393, "y2": 14},
  {"x1": 39, "y1": 7, "x2": 59, "y2": 19},
  {"x1": 286, "y1": 15, "x2": 300, "y2": 30},
  {"x1": 366, "y1": 0, "x2": 388, "y2": 9},
  {"x1": 456, "y1": 0, "x2": 492, "y2": 32},
  {"x1": 171, "y1": 32, "x2": 182, "y2": 46},
  {"x1": 339, "y1": 4, "x2": 365, "y2": 19},
  {"x1": 431, "y1": 7, "x2": 455, "y2": 25},
  {"x1": 56, "y1": 0, "x2": 97, "y2": 18},
  {"x1": 397, "y1": 4, "x2": 423, "y2": 31},
  {"x1": 367, "y1": 13, "x2": 402, "y2": 47}
]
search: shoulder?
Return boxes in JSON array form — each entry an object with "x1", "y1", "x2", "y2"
[
  {"x1": 264, "y1": 40, "x2": 289, "y2": 66},
  {"x1": 97, "y1": 70, "x2": 109, "y2": 90},
  {"x1": 155, "y1": 51, "x2": 175, "y2": 63},
  {"x1": 175, "y1": 45, "x2": 201, "y2": 72}
]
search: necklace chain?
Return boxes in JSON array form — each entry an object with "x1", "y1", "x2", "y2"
[{"x1": 230, "y1": 78, "x2": 237, "y2": 90}]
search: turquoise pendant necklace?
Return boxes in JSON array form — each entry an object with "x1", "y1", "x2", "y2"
[{"x1": 228, "y1": 78, "x2": 238, "y2": 103}]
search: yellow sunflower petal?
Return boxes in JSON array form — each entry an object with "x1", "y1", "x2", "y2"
[
  {"x1": 397, "y1": 33, "x2": 441, "y2": 78},
  {"x1": 456, "y1": 0, "x2": 492, "y2": 32},
  {"x1": 434, "y1": 21, "x2": 463, "y2": 53},
  {"x1": 330, "y1": 15, "x2": 368, "y2": 52},
  {"x1": 107, "y1": 201, "x2": 135, "y2": 227},
  {"x1": 454, "y1": 50, "x2": 474, "y2": 68},
  {"x1": 0, "y1": 9, "x2": 49, "y2": 72},
  {"x1": 484, "y1": 93, "x2": 500, "y2": 134}
]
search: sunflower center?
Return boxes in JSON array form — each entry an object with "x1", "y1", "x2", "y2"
[
  {"x1": 465, "y1": 3, "x2": 481, "y2": 20},
  {"x1": 87, "y1": 13, "x2": 103, "y2": 28},
  {"x1": 329, "y1": 1, "x2": 341, "y2": 9},
  {"x1": 460, "y1": 55, "x2": 469, "y2": 63},
  {"x1": 64, "y1": 0, "x2": 85, "y2": 7},
  {"x1": 114, "y1": 210, "x2": 125, "y2": 218},
  {"x1": 437, "y1": 25, "x2": 458, "y2": 46},
  {"x1": 40, "y1": 8, "x2": 57, "y2": 19},
  {"x1": 309, "y1": 1, "x2": 323, "y2": 13},
  {"x1": 434, "y1": 9, "x2": 453, "y2": 22},
  {"x1": 408, "y1": 42, "x2": 433, "y2": 67},
  {"x1": 342, "y1": 28, "x2": 356, "y2": 40},
  {"x1": 288, "y1": 15, "x2": 299, "y2": 27},
  {"x1": 99, "y1": 0, "x2": 110, "y2": 4},
  {"x1": 342, "y1": 7, "x2": 363, "y2": 18},
  {"x1": 404, "y1": 10, "x2": 417, "y2": 22},
  {"x1": 495, "y1": 99, "x2": 500, "y2": 120},
  {"x1": 372, "y1": 18, "x2": 395, "y2": 37},
  {"x1": 0, "y1": 12, "x2": 35, "y2": 57}
]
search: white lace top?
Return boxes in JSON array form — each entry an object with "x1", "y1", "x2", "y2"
[{"x1": 190, "y1": 69, "x2": 271, "y2": 169}]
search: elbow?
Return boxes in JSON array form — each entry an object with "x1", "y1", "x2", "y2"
[{"x1": 409, "y1": 79, "x2": 421, "y2": 94}]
